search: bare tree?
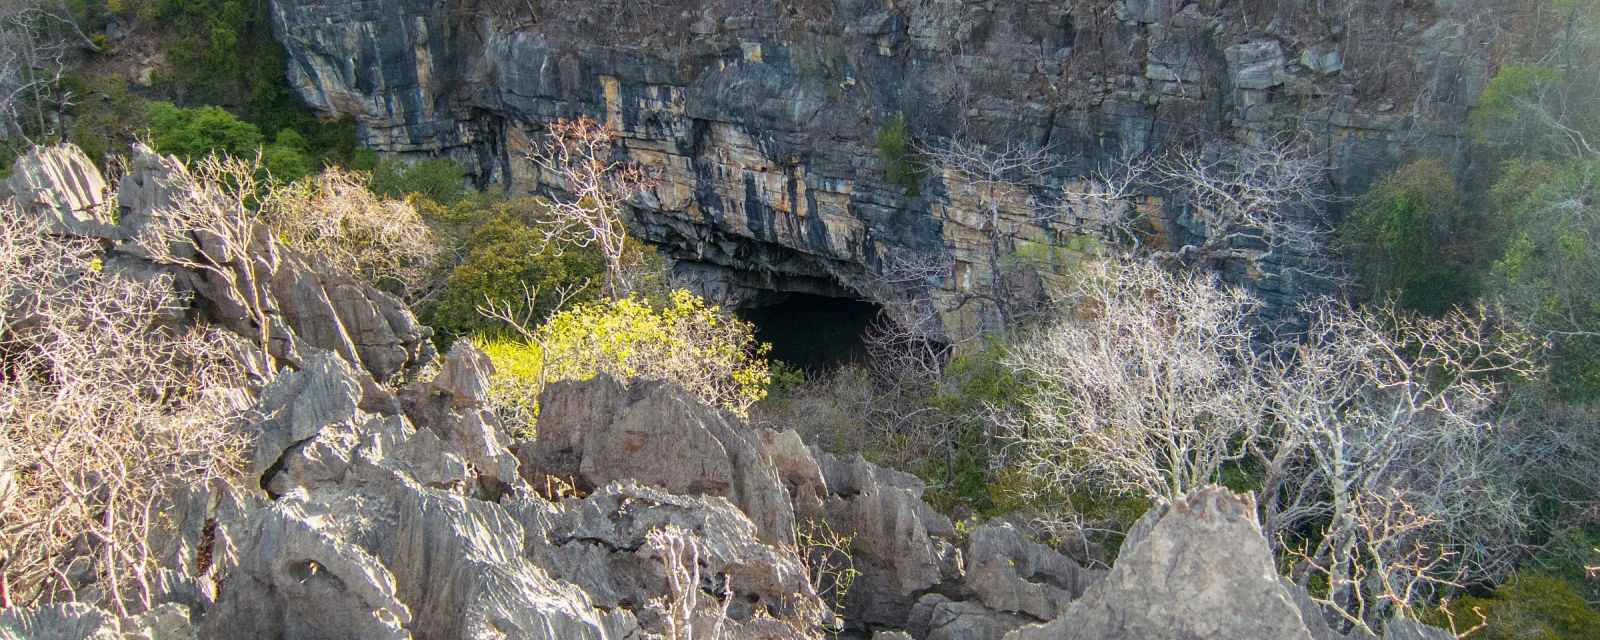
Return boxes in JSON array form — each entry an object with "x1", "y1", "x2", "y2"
[
  {"x1": 525, "y1": 116, "x2": 655, "y2": 298},
  {"x1": 1149, "y1": 139, "x2": 1346, "y2": 286},
  {"x1": 1058, "y1": 150, "x2": 1161, "y2": 253},
  {"x1": 646, "y1": 525, "x2": 733, "y2": 640},
  {"x1": 134, "y1": 151, "x2": 280, "y2": 366},
  {"x1": 1257, "y1": 300, "x2": 1541, "y2": 633},
  {"x1": 1, "y1": 200, "x2": 253, "y2": 615},
  {"x1": 860, "y1": 252, "x2": 958, "y2": 382},
  {"x1": 921, "y1": 136, "x2": 1062, "y2": 336},
  {"x1": 0, "y1": 0, "x2": 98, "y2": 140},
  {"x1": 998, "y1": 258, "x2": 1265, "y2": 503}
]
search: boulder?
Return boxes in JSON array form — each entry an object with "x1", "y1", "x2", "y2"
[
  {"x1": 1227, "y1": 40, "x2": 1286, "y2": 90},
  {"x1": 0, "y1": 144, "x2": 115, "y2": 237},
  {"x1": 964, "y1": 522, "x2": 1102, "y2": 621},
  {"x1": 528, "y1": 376, "x2": 797, "y2": 545},
  {"x1": 516, "y1": 481, "x2": 827, "y2": 637},
  {"x1": 1004, "y1": 486, "x2": 1323, "y2": 640}
]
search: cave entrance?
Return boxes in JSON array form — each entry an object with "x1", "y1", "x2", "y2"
[{"x1": 739, "y1": 293, "x2": 880, "y2": 373}]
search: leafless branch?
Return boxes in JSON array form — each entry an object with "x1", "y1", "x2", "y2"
[{"x1": 524, "y1": 116, "x2": 656, "y2": 298}]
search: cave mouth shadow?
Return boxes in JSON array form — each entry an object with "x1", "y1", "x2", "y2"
[{"x1": 738, "y1": 293, "x2": 881, "y2": 374}]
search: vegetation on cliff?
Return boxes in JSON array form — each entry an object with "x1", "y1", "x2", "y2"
[{"x1": 3, "y1": 0, "x2": 1600, "y2": 637}]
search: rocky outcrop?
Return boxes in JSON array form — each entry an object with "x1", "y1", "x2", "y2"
[
  {"x1": 2, "y1": 143, "x2": 437, "y2": 384},
  {"x1": 809, "y1": 449, "x2": 962, "y2": 629},
  {"x1": 527, "y1": 375, "x2": 799, "y2": 545},
  {"x1": 516, "y1": 481, "x2": 827, "y2": 636},
  {"x1": 0, "y1": 144, "x2": 116, "y2": 237},
  {"x1": 962, "y1": 522, "x2": 1099, "y2": 622},
  {"x1": 115, "y1": 144, "x2": 435, "y2": 383},
  {"x1": 1003, "y1": 487, "x2": 1325, "y2": 640},
  {"x1": 3, "y1": 145, "x2": 824, "y2": 640},
  {"x1": 271, "y1": 0, "x2": 1497, "y2": 335}
]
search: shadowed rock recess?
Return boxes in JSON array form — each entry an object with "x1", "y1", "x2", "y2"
[
  {"x1": 1, "y1": 145, "x2": 1458, "y2": 639},
  {"x1": 269, "y1": 0, "x2": 1492, "y2": 336}
]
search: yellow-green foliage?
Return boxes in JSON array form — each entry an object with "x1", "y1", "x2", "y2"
[
  {"x1": 471, "y1": 337, "x2": 544, "y2": 438},
  {"x1": 1424, "y1": 575, "x2": 1600, "y2": 639},
  {"x1": 475, "y1": 290, "x2": 771, "y2": 435},
  {"x1": 1470, "y1": 64, "x2": 1562, "y2": 144}
]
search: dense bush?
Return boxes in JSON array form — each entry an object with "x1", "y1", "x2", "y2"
[
  {"x1": 475, "y1": 290, "x2": 772, "y2": 435},
  {"x1": 371, "y1": 158, "x2": 469, "y2": 205},
  {"x1": 1341, "y1": 158, "x2": 1475, "y2": 314},
  {"x1": 1425, "y1": 575, "x2": 1600, "y2": 640},
  {"x1": 144, "y1": 101, "x2": 323, "y2": 181}
]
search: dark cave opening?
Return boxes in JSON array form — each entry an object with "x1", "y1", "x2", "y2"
[{"x1": 739, "y1": 293, "x2": 880, "y2": 373}]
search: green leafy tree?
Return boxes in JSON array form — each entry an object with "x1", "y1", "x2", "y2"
[
  {"x1": 1489, "y1": 157, "x2": 1600, "y2": 399},
  {"x1": 1341, "y1": 159, "x2": 1475, "y2": 314},
  {"x1": 422, "y1": 199, "x2": 605, "y2": 345},
  {"x1": 144, "y1": 101, "x2": 261, "y2": 160},
  {"x1": 475, "y1": 290, "x2": 772, "y2": 436},
  {"x1": 371, "y1": 159, "x2": 468, "y2": 205}
]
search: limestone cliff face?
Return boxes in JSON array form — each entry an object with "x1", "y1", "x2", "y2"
[{"x1": 270, "y1": 0, "x2": 1490, "y2": 336}]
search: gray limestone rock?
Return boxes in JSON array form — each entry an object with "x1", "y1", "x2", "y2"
[
  {"x1": 909, "y1": 594, "x2": 1031, "y2": 640},
  {"x1": 0, "y1": 603, "x2": 196, "y2": 640},
  {"x1": 1301, "y1": 45, "x2": 1344, "y2": 75},
  {"x1": 529, "y1": 375, "x2": 797, "y2": 545},
  {"x1": 0, "y1": 604, "x2": 121, "y2": 640},
  {"x1": 1383, "y1": 619, "x2": 1455, "y2": 640},
  {"x1": 1003, "y1": 486, "x2": 1322, "y2": 640},
  {"x1": 399, "y1": 344, "x2": 521, "y2": 495},
  {"x1": 0, "y1": 145, "x2": 116, "y2": 238},
  {"x1": 1227, "y1": 40, "x2": 1287, "y2": 90},
  {"x1": 811, "y1": 449, "x2": 960, "y2": 629},
  {"x1": 517, "y1": 481, "x2": 826, "y2": 637},
  {"x1": 964, "y1": 522, "x2": 1102, "y2": 621}
]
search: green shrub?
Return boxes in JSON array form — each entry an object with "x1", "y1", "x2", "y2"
[
  {"x1": 1424, "y1": 575, "x2": 1600, "y2": 639},
  {"x1": 262, "y1": 143, "x2": 313, "y2": 183},
  {"x1": 371, "y1": 159, "x2": 468, "y2": 204},
  {"x1": 1341, "y1": 158, "x2": 1474, "y2": 314},
  {"x1": 876, "y1": 114, "x2": 922, "y2": 196},
  {"x1": 144, "y1": 101, "x2": 262, "y2": 160},
  {"x1": 474, "y1": 290, "x2": 773, "y2": 435}
]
